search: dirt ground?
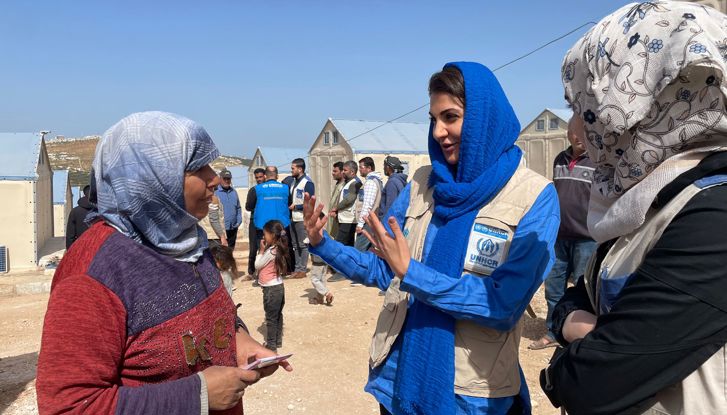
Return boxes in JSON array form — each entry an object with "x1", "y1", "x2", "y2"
[{"x1": 0, "y1": 245, "x2": 560, "y2": 415}]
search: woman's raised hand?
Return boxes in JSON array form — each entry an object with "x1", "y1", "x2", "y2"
[
  {"x1": 303, "y1": 193, "x2": 328, "y2": 247},
  {"x1": 362, "y1": 214, "x2": 410, "y2": 278}
]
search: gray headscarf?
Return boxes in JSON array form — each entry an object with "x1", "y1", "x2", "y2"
[{"x1": 90, "y1": 111, "x2": 220, "y2": 261}]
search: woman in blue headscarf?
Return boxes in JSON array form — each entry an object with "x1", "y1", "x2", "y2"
[
  {"x1": 37, "y1": 111, "x2": 291, "y2": 415},
  {"x1": 304, "y1": 63, "x2": 560, "y2": 414}
]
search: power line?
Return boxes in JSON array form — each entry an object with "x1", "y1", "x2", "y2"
[{"x1": 269, "y1": 20, "x2": 597, "y2": 171}]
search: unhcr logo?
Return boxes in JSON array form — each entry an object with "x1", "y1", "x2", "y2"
[{"x1": 477, "y1": 238, "x2": 499, "y2": 257}]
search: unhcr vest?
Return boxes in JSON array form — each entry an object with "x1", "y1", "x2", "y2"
[
  {"x1": 289, "y1": 175, "x2": 311, "y2": 222},
  {"x1": 337, "y1": 178, "x2": 359, "y2": 224},
  {"x1": 583, "y1": 175, "x2": 727, "y2": 415},
  {"x1": 253, "y1": 180, "x2": 290, "y2": 230},
  {"x1": 369, "y1": 165, "x2": 549, "y2": 398}
]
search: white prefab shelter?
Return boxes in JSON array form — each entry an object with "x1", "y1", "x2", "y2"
[
  {"x1": 246, "y1": 146, "x2": 308, "y2": 188},
  {"x1": 308, "y1": 118, "x2": 430, "y2": 210},
  {"x1": 0, "y1": 133, "x2": 54, "y2": 271},
  {"x1": 516, "y1": 109, "x2": 572, "y2": 180},
  {"x1": 52, "y1": 170, "x2": 73, "y2": 237}
]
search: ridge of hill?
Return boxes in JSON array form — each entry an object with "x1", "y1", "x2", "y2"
[{"x1": 46, "y1": 136, "x2": 249, "y2": 187}]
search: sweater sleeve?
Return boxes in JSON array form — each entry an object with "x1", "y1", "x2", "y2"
[
  {"x1": 208, "y1": 204, "x2": 225, "y2": 238},
  {"x1": 254, "y1": 248, "x2": 275, "y2": 271},
  {"x1": 36, "y1": 274, "x2": 202, "y2": 415},
  {"x1": 399, "y1": 184, "x2": 560, "y2": 331}
]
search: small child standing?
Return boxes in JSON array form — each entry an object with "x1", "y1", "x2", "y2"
[
  {"x1": 255, "y1": 220, "x2": 289, "y2": 352},
  {"x1": 210, "y1": 244, "x2": 238, "y2": 297}
]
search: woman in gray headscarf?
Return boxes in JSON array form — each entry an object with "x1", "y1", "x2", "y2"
[
  {"x1": 541, "y1": 2, "x2": 727, "y2": 414},
  {"x1": 37, "y1": 112, "x2": 291, "y2": 415}
]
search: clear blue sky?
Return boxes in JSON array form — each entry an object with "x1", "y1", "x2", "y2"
[{"x1": 0, "y1": 1, "x2": 631, "y2": 157}]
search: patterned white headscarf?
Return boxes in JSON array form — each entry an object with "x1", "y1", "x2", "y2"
[
  {"x1": 562, "y1": 1, "x2": 727, "y2": 242},
  {"x1": 91, "y1": 111, "x2": 220, "y2": 262}
]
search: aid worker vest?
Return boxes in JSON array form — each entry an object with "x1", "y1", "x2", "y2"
[
  {"x1": 582, "y1": 175, "x2": 727, "y2": 415},
  {"x1": 254, "y1": 180, "x2": 291, "y2": 229},
  {"x1": 337, "y1": 178, "x2": 360, "y2": 224},
  {"x1": 369, "y1": 164, "x2": 549, "y2": 398},
  {"x1": 355, "y1": 175, "x2": 382, "y2": 223},
  {"x1": 289, "y1": 176, "x2": 311, "y2": 222}
]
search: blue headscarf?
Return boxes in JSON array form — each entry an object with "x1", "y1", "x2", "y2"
[
  {"x1": 393, "y1": 62, "x2": 522, "y2": 414},
  {"x1": 90, "y1": 111, "x2": 220, "y2": 262}
]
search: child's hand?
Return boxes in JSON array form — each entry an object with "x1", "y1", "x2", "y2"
[{"x1": 259, "y1": 240, "x2": 267, "y2": 252}]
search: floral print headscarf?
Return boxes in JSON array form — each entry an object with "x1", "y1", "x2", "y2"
[{"x1": 562, "y1": 1, "x2": 727, "y2": 242}]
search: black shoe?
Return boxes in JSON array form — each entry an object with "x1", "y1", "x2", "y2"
[{"x1": 252, "y1": 280, "x2": 260, "y2": 287}]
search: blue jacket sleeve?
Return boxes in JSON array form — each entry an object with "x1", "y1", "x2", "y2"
[
  {"x1": 399, "y1": 184, "x2": 560, "y2": 331},
  {"x1": 309, "y1": 184, "x2": 412, "y2": 291},
  {"x1": 235, "y1": 192, "x2": 242, "y2": 228}
]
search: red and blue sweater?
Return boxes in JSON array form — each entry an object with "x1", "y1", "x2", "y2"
[{"x1": 37, "y1": 222, "x2": 242, "y2": 415}]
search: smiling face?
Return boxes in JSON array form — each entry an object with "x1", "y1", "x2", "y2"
[
  {"x1": 429, "y1": 92, "x2": 464, "y2": 165},
  {"x1": 184, "y1": 165, "x2": 220, "y2": 219}
]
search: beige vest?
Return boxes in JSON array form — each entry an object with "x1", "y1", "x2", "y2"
[
  {"x1": 290, "y1": 176, "x2": 310, "y2": 222},
  {"x1": 583, "y1": 180, "x2": 727, "y2": 415},
  {"x1": 338, "y1": 178, "x2": 359, "y2": 224},
  {"x1": 369, "y1": 165, "x2": 549, "y2": 398}
]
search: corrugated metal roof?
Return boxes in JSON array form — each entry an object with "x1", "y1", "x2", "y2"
[
  {"x1": 331, "y1": 119, "x2": 429, "y2": 154},
  {"x1": 0, "y1": 133, "x2": 43, "y2": 180},
  {"x1": 52, "y1": 170, "x2": 70, "y2": 204},
  {"x1": 547, "y1": 108, "x2": 573, "y2": 123}
]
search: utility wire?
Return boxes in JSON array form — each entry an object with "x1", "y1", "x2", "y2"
[{"x1": 269, "y1": 20, "x2": 597, "y2": 171}]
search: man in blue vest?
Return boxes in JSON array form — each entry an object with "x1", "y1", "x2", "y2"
[
  {"x1": 253, "y1": 166, "x2": 292, "y2": 273},
  {"x1": 282, "y1": 158, "x2": 315, "y2": 279},
  {"x1": 215, "y1": 169, "x2": 242, "y2": 251}
]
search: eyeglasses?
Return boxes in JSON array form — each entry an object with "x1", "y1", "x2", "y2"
[{"x1": 222, "y1": 177, "x2": 232, "y2": 181}]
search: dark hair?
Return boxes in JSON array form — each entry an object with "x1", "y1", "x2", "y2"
[
  {"x1": 82, "y1": 184, "x2": 91, "y2": 197},
  {"x1": 333, "y1": 161, "x2": 344, "y2": 170},
  {"x1": 253, "y1": 168, "x2": 265, "y2": 176},
  {"x1": 343, "y1": 160, "x2": 358, "y2": 173},
  {"x1": 292, "y1": 158, "x2": 306, "y2": 171},
  {"x1": 429, "y1": 66, "x2": 465, "y2": 106},
  {"x1": 358, "y1": 157, "x2": 375, "y2": 170},
  {"x1": 265, "y1": 166, "x2": 278, "y2": 178},
  {"x1": 263, "y1": 220, "x2": 290, "y2": 276},
  {"x1": 210, "y1": 244, "x2": 238, "y2": 276}
]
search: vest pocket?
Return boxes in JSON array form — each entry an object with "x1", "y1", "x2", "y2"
[
  {"x1": 454, "y1": 320, "x2": 521, "y2": 398},
  {"x1": 369, "y1": 279, "x2": 409, "y2": 368}
]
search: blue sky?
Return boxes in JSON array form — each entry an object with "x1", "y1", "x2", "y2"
[{"x1": 0, "y1": 1, "x2": 631, "y2": 157}]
